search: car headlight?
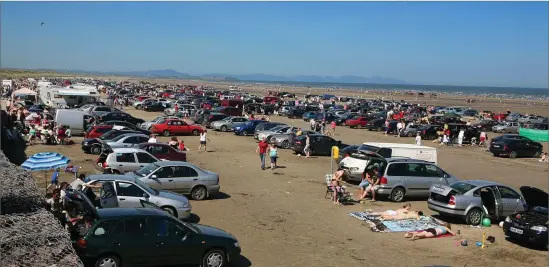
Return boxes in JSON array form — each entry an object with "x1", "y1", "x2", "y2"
[
  {"x1": 505, "y1": 216, "x2": 511, "y2": 223},
  {"x1": 530, "y1": 226, "x2": 547, "y2": 232},
  {"x1": 349, "y1": 167, "x2": 359, "y2": 172},
  {"x1": 234, "y1": 242, "x2": 240, "y2": 248}
]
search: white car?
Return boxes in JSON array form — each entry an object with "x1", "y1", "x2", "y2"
[{"x1": 103, "y1": 148, "x2": 161, "y2": 174}]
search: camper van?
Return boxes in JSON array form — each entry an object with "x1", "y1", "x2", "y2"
[
  {"x1": 55, "y1": 109, "x2": 95, "y2": 136},
  {"x1": 339, "y1": 142, "x2": 438, "y2": 182},
  {"x1": 39, "y1": 84, "x2": 99, "y2": 108}
]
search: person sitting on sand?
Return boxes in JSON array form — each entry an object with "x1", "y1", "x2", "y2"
[
  {"x1": 331, "y1": 169, "x2": 346, "y2": 205},
  {"x1": 539, "y1": 152, "x2": 548, "y2": 162},
  {"x1": 380, "y1": 211, "x2": 424, "y2": 221},
  {"x1": 369, "y1": 204, "x2": 412, "y2": 217},
  {"x1": 404, "y1": 222, "x2": 456, "y2": 240}
]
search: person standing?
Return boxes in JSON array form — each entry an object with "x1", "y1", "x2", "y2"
[
  {"x1": 268, "y1": 144, "x2": 279, "y2": 170},
  {"x1": 46, "y1": 168, "x2": 61, "y2": 191},
  {"x1": 256, "y1": 137, "x2": 269, "y2": 170},
  {"x1": 198, "y1": 130, "x2": 210, "y2": 152},
  {"x1": 396, "y1": 121, "x2": 402, "y2": 137},
  {"x1": 330, "y1": 120, "x2": 336, "y2": 135},
  {"x1": 415, "y1": 132, "x2": 422, "y2": 146},
  {"x1": 148, "y1": 134, "x2": 157, "y2": 143},
  {"x1": 457, "y1": 129, "x2": 465, "y2": 147},
  {"x1": 304, "y1": 133, "x2": 311, "y2": 158}
]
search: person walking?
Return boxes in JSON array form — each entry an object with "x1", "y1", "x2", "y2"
[
  {"x1": 256, "y1": 137, "x2": 269, "y2": 170},
  {"x1": 304, "y1": 133, "x2": 311, "y2": 158},
  {"x1": 198, "y1": 130, "x2": 210, "y2": 152},
  {"x1": 268, "y1": 143, "x2": 279, "y2": 170}
]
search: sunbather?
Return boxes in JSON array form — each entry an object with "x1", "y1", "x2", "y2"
[
  {"x1": 380, "y1": 211, "x2": 423, "y2": 221},
  {"x1": 404, "y1": 222, "x2": 456, "y2": 240},
  {"x1": 369, "y1": 204, "x2": 412, "y2": 217},
  {"x1": 331, "y1": 169, "x2": 346, "y2": 205}
]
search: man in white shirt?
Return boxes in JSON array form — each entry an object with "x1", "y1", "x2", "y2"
[
  {"x1": 415, "y1": 133, "x2": 422, "y2": 145},
  {"x1": 148, "y1": 134, "x2": 157, "y2": 143},
  {"x1": 310, "y1": 118, "x2": 316, "y2": 130},
  {"x1": 396, "y1": 122, "x2": 402, "y2": 137}
]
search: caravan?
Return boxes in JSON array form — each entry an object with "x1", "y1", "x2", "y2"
[{"x1": 39, "y1": 83, "x2": 99, "y2": 108}]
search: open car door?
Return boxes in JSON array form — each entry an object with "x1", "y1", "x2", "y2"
[{"x1": 100, "y1": 181, "x2": 119, "y2": 208}]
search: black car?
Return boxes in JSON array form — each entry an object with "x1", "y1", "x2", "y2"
[
  {"x1": 98, "y1": 112, "x2": 145, "y2": 125},
  {"x1": 287, "y1": 106, "x2": 319, "y2": 119},
  {"x1": 143, "y1": 102, "x2": 168, "y2": 112},
  {"x1": 364, "y1": 118, "x2": 385, "y2": 131},
  {"x1": 489, "y1": 137, "x2": 543, "y2": 158},
  {"x1": 420, "y1": 125, "x2": 444, "y2": 140},
  {"x1": 81, "y1": 130, "x2": 143, "y2": 154},
  {"x1": 290, "y1": 134, "x2": 346, "y2": 156},
  {"x1": 476, "y1": 120, "x2": 500, "y2": 131},
  {"x1": 503, "y1": 186, "x2": 548, "y2": 249},
  {"x1": 66, "y1": 190, "x2": 241, "y2": 267}
]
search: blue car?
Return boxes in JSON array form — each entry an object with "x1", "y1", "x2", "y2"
[
  {"x1": 234, "y1": 120, "x2": 263, "y2": 136},
  {"x1": 302, "y1": 111, "x2": 318, "y2": 121}
]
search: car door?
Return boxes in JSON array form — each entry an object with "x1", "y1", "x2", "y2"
[
  {"x1": 120, "y1": 218, "x2": 156, "y2": 266},
  {"x1": 403, "y1": 163, "x2": 432, "y2": 197},
  {"x1": 149, "y1": 166, "x2": 176, "y2": 190},
  {"x1": 100, "y1": 181, "x2": 119, "y2": 208},
  {"x1": 136, "y1": 152, "x2": 159, "y2": 169},
  {"x1": 146, "y1": 218, "x2": 199, "y2": 265},
  {"x1": 121, "y1": 136, "x2": 137, "y2": 148},
  {"x1": 496, "y1": 186, "x2": 524, "y2": 216},
  {"x1": 115, "y1": 181, "x2": 148, "y2": 208},
  {"x1": 114, "y1": 152, "x2": 138, "y2": 173},
  {"x1": 179, "y1": 121, "x2": 191, "y2": 134},
  {"x1": 172, "y1": 166, "x2": 200, "y2": 194}
]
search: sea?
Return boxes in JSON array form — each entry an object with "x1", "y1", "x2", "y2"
[{"x1": 240, "y1": 81, "x2": 549, "y2": 100}]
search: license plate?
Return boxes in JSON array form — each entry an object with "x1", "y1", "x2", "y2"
[
  {"x1": 510, "y1": 227, "x2": 523, "y2": 234},
  {"x1": 432, "y1": 187, "x2": 445, "y2": 192},
  {"x1": 493, "y1": 145, "x2": 500, "y2": 148}
]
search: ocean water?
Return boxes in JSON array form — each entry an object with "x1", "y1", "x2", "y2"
[{"x1": 242, "y1": 81, "x2": 549, "y2": 98}]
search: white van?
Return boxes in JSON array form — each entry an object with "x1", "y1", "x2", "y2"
[
  {"x1": 339, "y1": 142, "x2": 438, "y2": 182},
  {"x1": 55, "y1": 109, "x2": 95, "y2": 136}
]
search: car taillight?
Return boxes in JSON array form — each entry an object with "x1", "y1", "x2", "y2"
[
  {"x1": 103, "y1": 162, "x2": 108, "y2": 168},
  {"x1": 380, "y1": 176, "x2": 388, "y2": 184},
  {"x1": 296, "y1": 141, "x2": 301, "y2": 145},
  {"x1": 77, "y1": 238, "x2": 87, "y2": 248},
  {"x1": 345, "y1": 153, "x2": 349, "y2": 158},
  {"x1": 503, "y1": 145, "x2": 509, "y2": 151},
  {"x1": 449, "y1": 195, "x2": 456, "y2": 206}
]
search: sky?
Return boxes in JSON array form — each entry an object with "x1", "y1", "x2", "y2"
[{"x1": 1, "y1": 1, "x2": 548, "y2": 88}]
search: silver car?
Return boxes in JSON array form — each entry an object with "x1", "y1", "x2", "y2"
[
  {"x1": 256, "y1": 125, "x2": 296, "y2": 141},
  {"x1": 400, "y1": 124, "x2": 427, "y2": 137},
  {"x1": 84, "y1": 174, "x2": 192, "y2": 220},
  {"x1": 270, "y1": 130, "x2": 318, "y2": 149},
  {"x1": 211, "y1": 116, "x2": 248, "y2": 132},
  {"x1": 492, "y1": 122, "x2": 520, "y2": 133},
  {"x1": 81, "y1": 105, "x2": 120, "y2": 117},
  {"x1": 428, "y1": 180, "x2": 527, "y2": 226},
  {"x1": 130, "y1": 161, "x2": 220, "y2": 200},
  {"x1": 104, "y1": 148, "x2": 161, "y2": 174},
  {"x1": 104, "y1": 133, "x2": 149, "y2": 149},
  {"x1": 517, "y1": 115, "x2": 544, "y2": 124}
]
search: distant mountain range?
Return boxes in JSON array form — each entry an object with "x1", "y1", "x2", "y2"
[{"x1": 33, "y1": 68, "x2": 407, "y2": 85}]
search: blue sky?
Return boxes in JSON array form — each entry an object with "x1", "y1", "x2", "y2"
[{"x1": 1, "y1": 1, "x2": 548, "y2": 88}]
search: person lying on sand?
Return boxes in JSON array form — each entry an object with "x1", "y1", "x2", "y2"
[
  {"x1": 404, "y1": 222, "x2": 456, "y2": 240},
  {"x1": 369, "y1": 203, "x2": 412, "y2": 217},
  {"x1": 380, "y1": 211, "x2": 424, "y2": 221}
]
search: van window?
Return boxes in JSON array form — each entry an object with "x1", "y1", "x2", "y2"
[
  {"x1": 406, "y1": 163, "x2": 427, "y2": 177},
  {"x1": 425, "y1": 164, "x2": 445, "y2": 177},
  {"x1": 386, "y1": 163, "x2": 407, "y2": 176}
]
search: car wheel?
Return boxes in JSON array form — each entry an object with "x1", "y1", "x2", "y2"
[
  {"x1": 161, "y1": 206, "x2": 177, "y2": 217},
  {"x1": 163, "y1": 130, "x2": 170, "y2": 137},
  {"x1": 191, "y1": 186, "x2": 207, "y2": 200},
  {"x1": 91, "y1": 145, "x2": 102, "y2": 155},
  {"x1": 389, "y1": 187, "x2": 405, "y2": 202},
  {"x1": 407, "y1": 132, "x2": 414, "y2": 137},
  {"x1": 220, "y1": 125, "x2": 228, "y2": 132},
  {"x1": 192, "y1": 130, "x2": 200, "y2": 136},
  {"x1": 94, "y1": 254, "x2": 120, "y2": 267},
  {"x1": 281, "y1": 140, "x2": 290, "y2": 149},
  {"x1": 201, "y1": 249, "x2": 227, "y2": 267},
  {"x1": 465, "y1": 208, "x2": 483, "y2": 226},
  {"x1": 509, "y1": 151, "x2": 518, "y2": 159}
]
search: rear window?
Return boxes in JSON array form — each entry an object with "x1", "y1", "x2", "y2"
[
  {"x1": 449, "y1": 182, "x2": 476, "y2": 195},
  {"x1": 357, "y1": 145, "x2": 379, "y2": 153}
]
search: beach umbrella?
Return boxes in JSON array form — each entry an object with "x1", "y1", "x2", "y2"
[{"x1": 21, "y1": 152, "x2": 70, "y2": 190}]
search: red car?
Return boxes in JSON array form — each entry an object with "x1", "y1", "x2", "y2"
[
  {"x1": 345, "y1": 116, "x2": 369, "y2": 128},
  {"x1": 150, "y1": 119, "x2": 204, "y2": 136},
  {"x1": 85, "y1": 125, "x2": 113, "y2": 139},
  {"x1": 492, "y1": 113, "x2": 509, "y2": 121},
  {"x1": 137, "y1": 143, "x2": 187, "y2": 162}
]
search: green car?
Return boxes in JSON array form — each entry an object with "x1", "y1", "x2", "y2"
[{"x1": 72, "y1": 203, "x2": 241, "y2": 267}]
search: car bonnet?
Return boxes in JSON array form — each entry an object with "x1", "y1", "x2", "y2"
[{"x1": 520, "y1": 186, "x2": 548, "y2": 210}]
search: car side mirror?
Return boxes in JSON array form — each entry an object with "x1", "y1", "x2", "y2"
[
  {"x1": 151, "y1": 175, "x2": 157, "y2": 179},
  {"x1": 143, "y1": 193, "x2": 150, "y2": 199},
  {"x1": 94, "y1": 227, "x2": 106, "y2": 236}
]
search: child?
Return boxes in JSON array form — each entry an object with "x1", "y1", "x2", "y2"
[
  {"x1": 269, "y1": 144, "x2": 278, "y2": 170},
  {"x1": 46, "y1": 168, "x2": 61, "y2": 191},
  {"x1": 28, "y1": 125, "x2": 36, "y2": 145},
  {"x1": 539, "y1": 153, "x2": 548, "y2": 162},
  {"x1": 179, "y1": 140, "x2": 187, "y2": 151}
]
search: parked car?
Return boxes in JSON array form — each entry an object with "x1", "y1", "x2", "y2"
[
  {"x1": 81, "y1": 105, "x2": 120, "y2": 117},
  {"x1": 82, "y1": 130, "x2": 144, "y2": 155},
  {"x1": 85, "y1": 125, "x2": 114, "y2": 139},
  {"x1": 364, "y1": 118, "x2": 385, "y2": 131},
  {"x1": 231, "y1": 120, "x2": 260, "y2": 136},
  {"x1": 203, "y1": 113, "x2": 229, "y2": 128},
  {"x1": 211, "y1": 116, "x2": 248, "y2": 132},
  {"x1": 129, "y1": 161, "x2": 220, "y2": 200},
  {"x1": 290, "y1": 134, "x2": 346, "y2": 156},
  {"x1": 505, "y1": 113, "x2": 522, "y2": 122},
  {"x1": 302, "y1": 111, "x2": 319, "y2": 121},
  {"x1": 346, "y1": 116, "x2": 370, "y2": 129},
  {"x1": 255, "y1": 125, "x2": 295, "y2": 140},
  {"x1": 337, "y1": 144, "x2": 360, "y2": 164},
  {"x1": 428, "y1": 180, "x2": 527, "y2": 225},
  {"x1": 503, "y1": 186, "x2": 548, "y2": 249},
  {"x1": 287, "y1": 106, "x2": 318, "y2": 119},
  {"x1": 143, "y1": 102, "x2": 170, "y2": 112},
  {"x1": 254, "y1": 122, "x2": 286, "y2": 136},
  {"x1": 101, "y1": 148, "x2": 160, "y2": 174},
  {"x1": 419, "y1": 125, "x2": 444, "y2": 140},
  {"x1": 103, "y1": 133, "x2": 150, "y2": 150},
  {"x1": 269, "y1": 130, "x2": 318, "y2": 149},
  {"x1": 476, "y1": 120, "x2": 500, "y2": 131},
  {"x1": 518, "y1": 115, "x2": 545, "y2": 124},
  {"x1": 137, "y1": 143, "x2": 187, "y2": 162},
  {"x1": 150, "y1": 119, "x2": 203, "y2": 136},
  {"x1": 72, "y1": 207, "x2": 240, "y2": 267},
  {"x1": 139, "y1": 116, "x2": 179, "y2": 130},
  {"x1": 98, "y1": 112, "x2": 145, "y2": 125},
  {"x1": 492, "y1": 122, "x2": 520, "y2": 133},
  {"x1": 400, "y1": 124, "x2": 427, "y2": 137},
  {"x1": 489, "y1": 137, "x2": 543, "y2": 158}
]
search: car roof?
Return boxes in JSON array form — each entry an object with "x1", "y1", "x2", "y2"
[
  {"x1": 385, "y1": 158, "x2": 436, "y2": 164},
  {"x1": 97, "y1": 207, "x2": 167, "y2": 218},
  {"x1": 115, "y1": 133, "x2": 147, "y2": 138},
  {"x1": 459, "y1": 180, "x2": 503, "y2": 187},
  {"x1": 154, "y1": 161, "x2": 194, "y2": 167},
  {"x1": 111, "y1": 147, "x2": 149, "y2": 153}
]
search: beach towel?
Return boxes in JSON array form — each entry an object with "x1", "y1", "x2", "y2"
[
  {"x1": 348, "y1": 212, "x2": 389, "y2": 232},
  {"x1": 381, "y1": 216, "x2": 443, "y2": 232}
]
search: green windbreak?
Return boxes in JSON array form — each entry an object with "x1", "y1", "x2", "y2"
[{"x1": 519, "y1": 128, "x2": 549, "y2": 142}]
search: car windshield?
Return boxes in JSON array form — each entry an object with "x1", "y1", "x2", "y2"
[
  {"x1": 133, "y1": 177, "x2": 159, "y2": 196},
  {"x1": 111, "y1": 134, "x2": 127, "y2": 142},
  {"x1": 449, "y1": 182, "x2": 476, "y2": 195},
  {"x1": 134, "y1": 163, "x2": 159, "y2": 177},
  {"x1": 534, "y1": 206, "x2": 548, "y2": 215}
]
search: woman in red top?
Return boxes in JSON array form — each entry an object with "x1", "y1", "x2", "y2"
[
  {"x1": 256, "y1": 138, "x2": 269, "y2": 170},
  {"x1": 179, "y1": 140, "x2": 186, "y2": 151},
  {"x1": 57, "y1": 125, "x2": 66, "y2": 145}
]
